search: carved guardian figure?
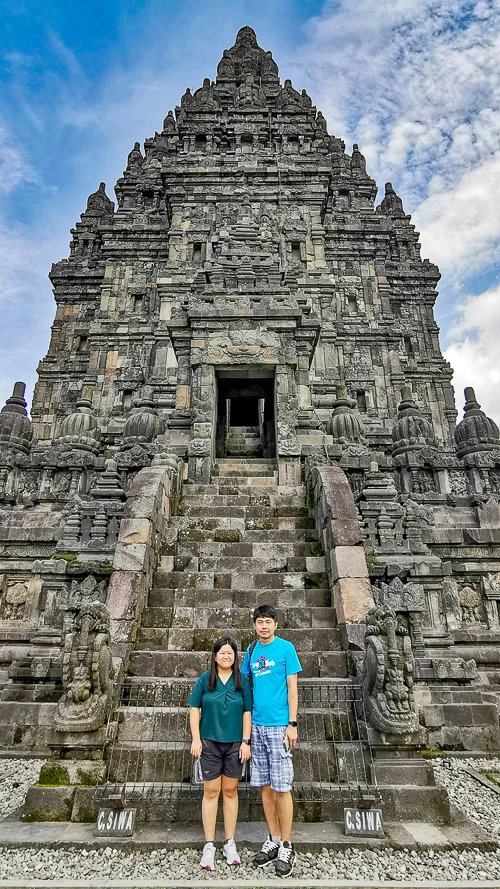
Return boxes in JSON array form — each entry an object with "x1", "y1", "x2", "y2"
[
  {"x1": 361, "y1": 604, "x2": 419, "y2": 736},
  {"x1": 55, "y1": 602, "x2": 114, "y2": 732}
]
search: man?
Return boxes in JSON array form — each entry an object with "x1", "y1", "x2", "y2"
[{"x1": 241, "y1": 604, "x2": 302, "y2": 877}]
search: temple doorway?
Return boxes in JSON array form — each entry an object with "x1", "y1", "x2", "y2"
[{"x1": 215, "y1": 369, "x2": 276, "y2": 458}]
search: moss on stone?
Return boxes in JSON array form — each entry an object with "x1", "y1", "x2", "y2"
[
  {"x1": 214, "y1": 529, "x2": 241, "y2": 542},
  {"x1": 37, "y1": 763, "x2": 70, "y2": 786},
  {"x1": 51, "y1": 552, "x2": 77, "y2": 563}
]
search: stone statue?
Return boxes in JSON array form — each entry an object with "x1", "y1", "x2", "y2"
[
  {"x1": 361, "y1": 604, "x2": 419, "y2": 736},
  {"x1": 55, "y1": 601, "x2": 114, "y2": 732},
  {"x1": 63, "y1": 575, "x2": 108, "y2": 611}
]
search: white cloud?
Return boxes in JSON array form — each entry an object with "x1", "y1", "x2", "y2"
[
  {"x1": 414, "y1": 155, "x2": 500, "y2": 272},
  {"x1": 298, "y1": 1, "x2": 500, "y2": 250},
  {"x1": 0, "y1": 120, "x2": 35, "y2": 192},
  {"x1": 295, "y1": 0, "x2": 500, "y2": 421},
  {"x1": 444, "y1": 283, "x2": 500, "y2": 422}
]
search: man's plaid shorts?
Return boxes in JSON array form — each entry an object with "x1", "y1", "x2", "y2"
[{"x1": 250, "y1": 724, "x2": 294, "y2": 792}]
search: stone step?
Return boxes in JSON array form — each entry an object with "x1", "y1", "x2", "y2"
[
  {"x1": 146, "y1": 584, "x2": 331, "y2": 611},
  {"x1": 179, "y1": 493, "x2": 252, "y2": 506},
  {"x1": 116, "y1": 709, "x2": 357, "y2": 745},
  {"x1": 140, "y1": 605, "x2": 337, "y2": 630},
  {"x1": 217, "y1": 485, "x2": 305, "y2": 497},
  {"x1": 179, "y1": 492, "x2": 307, "y2": 509},
  {"x1": 177, "y1": 503, "x2": 309, "y2": 517},
  {"x1": 163, "y1": 539, "x2": 322, "y2": 560},
  {"x1": 172, "y1": 514, "x2": 315, "y2": 530},
  {"x1": 94, "y1": 783, "x2": 449, "y2": 824},
  {"x1": 153, "y1": 571, "x2": 328, "y2": 596},
  {"x1": 227, "y1": 426, "x2": 260, "y2": 433},
  {"x1": 128, "y1": 649, "x2": 348, "y2": 679},
  {"x1": 136, "y1": 627, "x2": 341, "y2": 652},
  {"x1": 108, "y1": 743, "x2": 351, "y2": 785},
  {"x1": 217, "y1": 475, "x2": 278, "y2": 486},
  {"x1": 167, "y1": 524, "x2": 320, "y2": 544},
  {"x1": 216, "y1": 458, "x2": 275, "y2": 465}
]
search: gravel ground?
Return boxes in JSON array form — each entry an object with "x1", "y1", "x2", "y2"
[
  {"x1": 0, "y1": 758, "x2": 43, "y2": 822},
  {"x1": 433, "y1": 756, "x2": 500, "y2": 842},
  {"x1": 0, "y1": 756, "x2": 499, "y2": 882},
  {"x1": 0, "y1": 844, "x2": 499, "y2": 883}
]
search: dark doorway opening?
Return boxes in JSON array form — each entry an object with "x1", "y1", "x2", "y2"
[{"x1": 216, "y1": 370, "x2": 276, "y2": 458}]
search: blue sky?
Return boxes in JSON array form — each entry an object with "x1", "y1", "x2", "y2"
[{"x1": 1, "y1": 0, "x2": 500, "y2": 423}]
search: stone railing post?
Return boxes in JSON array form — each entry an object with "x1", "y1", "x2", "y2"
[
  {"x1": 106, "y1": 454, "x2": 183, "y2": 668},
  {"x1": 305, "y1": 459, "x2": 374, "y2": 650}
]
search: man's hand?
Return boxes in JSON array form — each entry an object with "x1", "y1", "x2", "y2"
[
  {"x1": 191, "y1": 739, "x2": 202, "y2": 758},
  {"x1": 285, "y1": 724, "x2": 298, "y2": 748}
]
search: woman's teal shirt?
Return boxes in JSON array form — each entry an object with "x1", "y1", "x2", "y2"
[{"x1": 187, "y1": 671, "x2": 252, "y2": 742}]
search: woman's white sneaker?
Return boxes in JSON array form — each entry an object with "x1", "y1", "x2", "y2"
[
  {"x1": 200, "y1": 841, "x2": 216, "y2": 870},
  {"x1": 223, "y1": 837, "x2": 241, "y2": 865}
]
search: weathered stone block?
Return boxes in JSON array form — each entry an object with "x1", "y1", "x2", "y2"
[
  {"x1": 71, "y1": 787, "x2": 97, "y2": 822},
  {"x1": 118, "y1": 518, "x2": 153, "y2": 546},
  {"x1": 107, "y1": 571, "x2": 146, "y2": 621},
  {"x1": 113, "y1": 542, "x2": 148, "y2": 572},
  {"x1": 331, "y1": 545, "x2": 368, "y2": 581},
  {"x1": 333, "y1": 577, "x2": 374, "y2": 624},
  {"x1": 23, "y1": 786, "x2": 76, "y2": 822}
]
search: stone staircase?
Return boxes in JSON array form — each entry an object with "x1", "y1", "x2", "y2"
[
  {"x1": 129, "y1": 459, "x2": 346, "y2": 681},
  {"x1": 103, "y1": 460, "x2": 450, "y2": 824},
  {"x1": 225, "y1": 426, "x2": 263, "y2": 457}
]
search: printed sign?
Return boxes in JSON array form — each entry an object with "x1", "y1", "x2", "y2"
[
  {"x1": 344, "y1": 807, "x2": 384, "y2": 837},
  {"x1": 96, "y1": 808, "x2": 136, "y2": 837}
]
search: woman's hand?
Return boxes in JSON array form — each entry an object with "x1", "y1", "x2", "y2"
[
  {"x1": 191, "y1": 739, "x2": 202, "y2": 758},
  {"x1": 239, "y1": 741, "x2": 251, "y2": 762}
]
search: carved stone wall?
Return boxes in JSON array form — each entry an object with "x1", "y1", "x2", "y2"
[{"x1": 0, "y1": 26, "x2": 499, "y2": 756}]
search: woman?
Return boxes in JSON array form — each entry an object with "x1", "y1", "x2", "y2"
[{"x1": 188, "y1": 635, "x2": 252, "y2": 871}]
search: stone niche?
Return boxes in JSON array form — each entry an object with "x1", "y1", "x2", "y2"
[
  {"x1": 167, "y1": 295, "x2": 320, "y2": 483},
  {"x1": 0, "y1": 574, "x2": 43, "y2": 628}
]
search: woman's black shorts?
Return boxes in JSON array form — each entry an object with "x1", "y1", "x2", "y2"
[{"x1": 200, "y1": 739, "x2": 241, "y2": 780}]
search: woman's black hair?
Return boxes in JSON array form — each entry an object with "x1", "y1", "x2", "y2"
[{"x1": 208, "y1": 635, "x2": 242, "y2": 692}]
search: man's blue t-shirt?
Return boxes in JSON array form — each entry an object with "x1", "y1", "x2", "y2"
[{"x1": 241, "y1": 636, "x2": 302, "y2": 726}]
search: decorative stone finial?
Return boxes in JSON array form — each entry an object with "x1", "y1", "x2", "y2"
[
  {"x1": 235, "y1": 26, "x2": 258, "y2": 46},
  {"x1": 85, "y1": 182, "x2": 114, "y2": 216},
  {"x1": 0, "y1": 382, "x2": 33, "y2": 454},
  {"x1": 122, "y1": 386, "x2": 160, "y2": 447},
  {"x1": 162, "y1": 110, "x2": 177, "y2": 132},
  {"x1": 90, "y1": 458, "x2": 126, "y2": 500},
  {"x1": 351, "y1": 143, "x2": 366, "y2": 173},
  {"x1": 455, "y1": 386, "x2": 500, "y2": 458},
  {"x1": 392, "y1": 384, "x2": 436, "y2": 456},
  {"x1": 328, "y1": 384, "x2": 366, "y2": 446},
  {"x1": 127, "y1": 142, "x2": 143, "y2": 169},
  {"x1": 316, "y1": 112, "x2": 328, "y2": 133},
  {"x1": 57, "y1": 398, "x2": 101, "y2": 454},
  {"x1": 378, "y1": 182, "x2": 405, "y2": 217}
]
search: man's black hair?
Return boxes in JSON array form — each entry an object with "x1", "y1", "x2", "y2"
[{"x1": 252, "y1": 604, "x2": 277, "y2": 622}]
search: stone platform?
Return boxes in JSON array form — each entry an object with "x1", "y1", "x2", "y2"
[{"x1": 0, "y1": 816, "x2": 494, "y2": 852}]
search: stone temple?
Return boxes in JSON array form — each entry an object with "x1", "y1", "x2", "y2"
[{"x1": 0, "y1": 27, "x2": 499, "y2": 825}]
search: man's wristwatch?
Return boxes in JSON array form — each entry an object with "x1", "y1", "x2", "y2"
[
  {"x1": 288, "y1": 721, "x2": 298, "y2": 727},
  {"x1": 242, "y1": 738, "x2": 251, "y2": 745}
]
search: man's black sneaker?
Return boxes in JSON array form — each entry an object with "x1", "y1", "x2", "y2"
[
  {"x1": 275, "y1": 841, "x2": 296, "y2": 877},
  {"x1": 254, "y1": 836, "x2": 280, "y2": 867}
]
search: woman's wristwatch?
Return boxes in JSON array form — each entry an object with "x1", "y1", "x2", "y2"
[
  {"x1": 288, "y1": 721, "x2": 298, "y2": 727},
  {"x1": 242, "y1": 738, "x2": 251, "y2": 745}
]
